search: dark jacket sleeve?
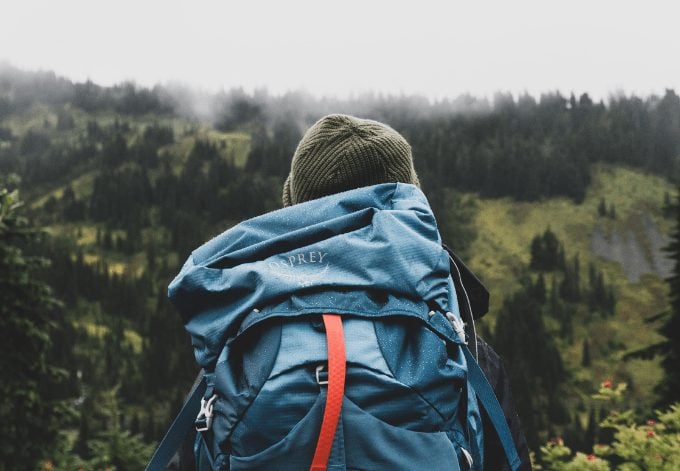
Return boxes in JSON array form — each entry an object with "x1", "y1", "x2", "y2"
[{"x1": 476, "y1": 336, "x2": 532, "y2": 471}]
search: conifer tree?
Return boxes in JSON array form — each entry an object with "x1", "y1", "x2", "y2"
[
  {"x1": 657, "y1": 187, "x2": 680, "y2": 406},
  {"x1": 584, "y1": 408, "x2": 598, "y2": 452},
  {"x1": 0, "y1": 185, "x2": 72, "y2": 467},
  {"x1": 582, "y1": 338, "x2": 592, "y2": 367},
  {"x1": 598, "y1": 198, "x2": 607, "y2": 217},
  {"x1": 494, "y1": 284, "x2": 566, "y2": 449}
]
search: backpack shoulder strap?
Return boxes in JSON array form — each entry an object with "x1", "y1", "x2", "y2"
[
  {"x1": 463, "y1": 347, "x2": 521, "y2": 471},
  {"x1": 146, "y1": 372, "x2": 207, "y2": 471}
]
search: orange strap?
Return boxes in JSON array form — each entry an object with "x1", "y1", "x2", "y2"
[{"x1": 309, "y1": 314, "x2": 346, "y2": 471}]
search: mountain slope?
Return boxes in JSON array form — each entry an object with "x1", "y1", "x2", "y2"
[{"x1": 469, "y1": 165, "x2": 672, "y2": 403}]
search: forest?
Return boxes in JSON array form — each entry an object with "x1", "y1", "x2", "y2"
[{"x1": 1, "y1": 63, "x2": 680, "y2": 470}]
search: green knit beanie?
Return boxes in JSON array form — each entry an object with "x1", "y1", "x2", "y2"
[{"x1": 282, "y1": 114, "x2": 420, "y2": 206}]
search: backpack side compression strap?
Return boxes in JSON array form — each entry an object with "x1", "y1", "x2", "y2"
[
  {"x1": 463, "y1": 347, "x2": 522, "y2": 471},
  {"x1": 310, "y1": 314, "x2": 346, "y2": 471}
]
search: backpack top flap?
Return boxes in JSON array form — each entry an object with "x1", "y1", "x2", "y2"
[{"x1": 169, "y1": 182, "x2": 460, "y2": 368}]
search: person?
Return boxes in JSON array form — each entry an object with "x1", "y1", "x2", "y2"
[
  {"x1": 280, "y1": 114, "x2": 531, "y2": 470},
  {"x1": 173, "y1": 114, "x2": 531, "y2": 470}
]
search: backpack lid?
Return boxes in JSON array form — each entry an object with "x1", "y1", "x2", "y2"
[{"x1": 169, "y1": 183, "x2": 457, "y2": 367}]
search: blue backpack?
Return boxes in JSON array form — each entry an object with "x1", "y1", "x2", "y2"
[{"x1": 148, "y1": 183, "x2": 520, "y2": 471}]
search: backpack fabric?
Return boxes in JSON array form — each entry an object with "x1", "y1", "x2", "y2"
[{"x1": 166, "y1": 183, "x2": 518, "y2": 471}]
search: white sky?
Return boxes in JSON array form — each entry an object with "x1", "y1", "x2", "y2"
[{"x1": 1, "y1": 0, "x2": 679, "y2": 100}]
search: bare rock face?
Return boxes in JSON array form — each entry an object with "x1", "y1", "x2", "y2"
[{"x1": 590, "y1": 216, "x2": 672, "y2": 282}]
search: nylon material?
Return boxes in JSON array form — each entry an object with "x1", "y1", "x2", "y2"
[
  {"x1": 194, "y1": 435, "x2": 214, "y2": 470},
  {"x1": 211, "y1": 361, "x2": 251, "y2": 441},
  {"x1": 326, "y1": 417, "x2": 346, "y2": 470},
  {"x1": 228, "y1": 394, "x2": 325, "y2": 470},
  {"x1": 191, "y1": 185, "x2": 396, "y2": 266},
  {"x1": 205, "y1": 209, "x2": 375, "y2": 270},
  {"x1": 268, "y1": 319, "x2": 391, "y2": 379},
  {"x1": 237, "y1": 320, "x2": 282, "y2": 390},
  {"x1": 232, "y1": 363, "x2": 449, "y2": 457},
  {"x1": 230, "y1": 311, "x2": 464, "y2": 459},
  {"x1": 310, "y1": 314, "x2": 345, "y2": 470},
  {"x1": 230, "y1": 370, "x2": 320, "y2": 457},
  {"x1": 169, "y1": 183, "x2": 453, "y2": 367},
  {"x1": 211, "y1": 327, "x2": 280, "y2": 435},
  {"x1": 374, "y1": 318, "x2": 465, "y2": 423},
  {"x1": 466, "y1": 385, "x2": 484, "y2": 470},
  {"x1": 231, "y1": 393, "x2": 464, "y2": 470},
  {"x1": 341, "y1": 397, "x2": 461, "y2": 471},
  {"x1": 342, "y1": 368, "x2": 446, "y2": 431},
  {"x1": 237, "y1": 290, "x2": 432, "y2": 335}
]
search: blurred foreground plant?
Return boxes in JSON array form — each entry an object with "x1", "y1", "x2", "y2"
[{"x1": 538, "y1": 380, "x2": 680, "y2": 470}]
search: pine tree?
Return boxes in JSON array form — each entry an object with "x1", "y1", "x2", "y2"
[
  {"x1": 582, "y1": 338, "x2": 592, "y2": 367},
  {"x1": 584, "y1": 408, "x2": 598, "y2": 452},
  {"x1": 532, "y1": 273, "x2": 547, "y2": 303},
  {"x1": 663, "y1": 191, "x2": 673, "y2": 218},
  {"x1": 530, "y1": 234, "x2": 544, "y2": 270},
  {"x1": 494, "y1": 285, "x2": 566, "y2": 449},
  {"x1": 657, "y1": 187, "x2": 680, "y2": 406},
  {"x1": 598, "y1": 197, "x2": 607, "y2": 217},
  {"x1": 0, "y1": 186, "x2": 72, "y2": 467}
]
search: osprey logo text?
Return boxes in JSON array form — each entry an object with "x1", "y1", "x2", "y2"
[{"x1": 268, "y1": 251, "x2": 329, "y2": 287}]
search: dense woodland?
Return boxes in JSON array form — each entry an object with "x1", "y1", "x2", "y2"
[{"x1": 1, "y1": 64, "x2": 680, "y2": 469}]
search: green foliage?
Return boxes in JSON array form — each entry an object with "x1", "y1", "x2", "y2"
[
  {"x1": 0, "y1": 183, "x2": 74, "y2": 470},
  {"x1": 42, "y1": 389, "x2": 153, "y2": 471},
  {"x1": 540, "y1": 382, "x2": 680, "y2": 470},
  {"x1": 656, "y1": 186, "x2": 680, "y2": 406},
  {"x1": 530, "y1": 228, "x2": 563, "y2": 271},
  {"x1": 2, "y1": 67, "x2": 678, "y2": 466},
  {"x1": 494, "y1": 280, "x2": 568, "y2": 449},
  {"x1": 84, "y1": 428, "x2": 154, "y2": 471},
  {"x1": 435, "y1": 188, "x2": 478, "y2": 258}
]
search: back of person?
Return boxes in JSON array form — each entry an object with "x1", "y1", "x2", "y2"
[{"x1": 152, "y1": 115, "x2": 529, "y2": 471}]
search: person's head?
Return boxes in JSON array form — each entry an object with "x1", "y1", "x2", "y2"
[{"x1": 282, "y1": 114, "x2": 419, "y2": 206}]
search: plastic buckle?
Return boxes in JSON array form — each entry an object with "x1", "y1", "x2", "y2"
[
  {"x1": 446, "y1": 312, "x2": 468, "y2": 345},
  {"x1": 195, "y1": 394, "x2": 218, "y2": 432},
  {"x1": 315, "y1": 364, "x2": 328, "y2": 385}
]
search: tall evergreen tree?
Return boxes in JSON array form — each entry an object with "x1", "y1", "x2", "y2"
[
  {"x1": 0, "y1": 185, "x2": 72, "y2": 467},
  {"x1": 656, "y1": 187, "x2": 680, "y2": 405},
  {"x1": 582, "y1": 338, "x2": 592, "y2": 367},
  {"x1": 494, "y1": 284, "x2": 566, "y2": 450}
]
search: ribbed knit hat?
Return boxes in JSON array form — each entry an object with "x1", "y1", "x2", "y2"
[{"x1": 282, "y1": 114, "x2": 419, "y2": 206}]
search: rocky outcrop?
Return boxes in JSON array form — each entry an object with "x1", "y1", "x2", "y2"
[{"x1": 591, "y1": 216, "x2": 672, "y2": 282}]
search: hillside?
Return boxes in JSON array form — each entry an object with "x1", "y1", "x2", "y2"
[
  {"x1": 470, "y1": 165, "x2": 672, "y2": 407},
  {"x1": 1, "y1": 66, "x2": 679, "y2": 467}
]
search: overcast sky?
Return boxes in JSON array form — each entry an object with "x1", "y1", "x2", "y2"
[{"x1": 1, "y1": 0, "x2": 679, "y2": 100}]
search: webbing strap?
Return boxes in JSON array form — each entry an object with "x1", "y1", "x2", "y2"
[
  {"x1": 463, "y1": 347, "x2": 521, "y2": 471},
  {"x1": 145, "y1": 372, "x2": 206, "y2": 471},
  {"x1": 310, "y1": 314, "x2": 346, "y2": 471}
]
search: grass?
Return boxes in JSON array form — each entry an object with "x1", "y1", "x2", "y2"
[
  {"x1": 167, "y1": 130, "x2": 251, "y2": 173},
  {"x1": 469, "y1": 164, "x2": 673, "y2": 316},
  {"x1": 467, "y1": 164, "x2": 674, "y2": 404},
  {"x1": 30, "y1": 171, "x2": 97, "y2": 209},
  {"x1": 77, "y1": 320, "x2": 143, "y2": 354}
]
